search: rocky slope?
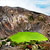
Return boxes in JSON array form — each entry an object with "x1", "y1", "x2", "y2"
[{"x1": 0, "y1": 6, "x2": 50, "y2": 40}]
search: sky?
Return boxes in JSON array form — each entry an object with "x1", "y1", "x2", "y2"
[{"x1": 0, "y1": 0, "x2": 50, "y2": 16}]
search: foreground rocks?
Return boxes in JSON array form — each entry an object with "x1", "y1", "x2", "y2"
[
  {"x1": 0, "y1": 6, "x2": 50, "y2": 40},
  {"x1": 0, "y1": 46, "x2": 23, "y2": 50}
]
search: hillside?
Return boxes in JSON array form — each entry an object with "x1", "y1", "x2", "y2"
[
  {"x1": 0, "y1": 6, "x2": 50, "y2": 38},
  {"x1": 0, "y1": 6, "x2": 50, "y2": 50}
]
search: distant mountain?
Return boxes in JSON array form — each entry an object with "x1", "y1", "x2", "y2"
[{"x1": 0, "y1": 6, "x2": 50, "y2": 40}]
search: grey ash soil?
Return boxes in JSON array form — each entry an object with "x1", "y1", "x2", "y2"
[{"x1": 0, "y1": 6, "x2": 50, "y2": 50}]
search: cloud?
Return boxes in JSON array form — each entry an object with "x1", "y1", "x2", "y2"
[{"x1": 0, "y1": 0, "x2": 50, "y2": 16}]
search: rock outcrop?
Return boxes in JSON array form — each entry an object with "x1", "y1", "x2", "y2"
[{"x1": 0, "y1": 6, "x2": 50, "y2": 40}]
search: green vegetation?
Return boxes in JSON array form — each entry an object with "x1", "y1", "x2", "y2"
[
  {"x1": 6, "y1": 39, "x2": 11, "y2": 42},
  {"x1": 0, "y1": 42, "x2": 2, "y2": 48},
  {"x1": 2, "y1": 41, "x2": 6, "y2": 45},
  {"x1": 0, "y1": 38, "x2": 4, "y2": 40},
  {"x1": 10, "y1": 32, "x2": 48, "y2": 43},
  {"x1": 38, "y1": 16, "x2": 46, "y2": 22},
  {"x1": 29, "y1": 16, "x2": 34, "y2": 20},
  {"x1": 10, "y1": 42, "x2": 16, "y2": 47},
  {"x1": 0, "y1": 37, "x2": 7, "y2": 40}
]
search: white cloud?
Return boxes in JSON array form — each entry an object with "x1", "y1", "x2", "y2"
[{"x1": 0, "y1": 0, "x2": 50, "y2": 16}]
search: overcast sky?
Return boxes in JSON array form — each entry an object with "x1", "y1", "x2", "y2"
[{"x1": 0, "y1": 0, "x2": 50, "y2": 16}]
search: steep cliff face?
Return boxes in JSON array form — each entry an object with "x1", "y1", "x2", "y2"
[{"x1": 0, "y1": 6, "x2": 50, "y2": 39}]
